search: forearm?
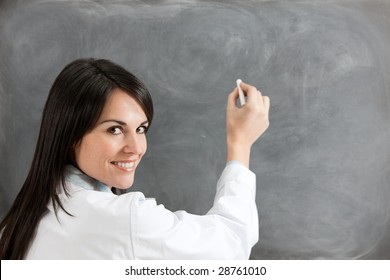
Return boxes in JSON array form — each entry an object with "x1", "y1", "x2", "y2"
[{"x1": 226, "y1": 140, "x2": 251, "y2": 168}]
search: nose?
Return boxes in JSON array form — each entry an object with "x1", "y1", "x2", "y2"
[{"x1": 123, "y1": 132, "x2": 145, "y2": 155}]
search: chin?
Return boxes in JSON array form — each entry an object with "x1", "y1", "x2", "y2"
[
  {"x1": 115, "y1": 185, "x2": 133, "y2": 190},
  {"x1": 113, "y1": 180, "x2": 134, "y2": 190}
]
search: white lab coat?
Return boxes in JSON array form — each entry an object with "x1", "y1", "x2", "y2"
[{"x1": 26, "y1": 162, "x2": 258, "y2": 259}]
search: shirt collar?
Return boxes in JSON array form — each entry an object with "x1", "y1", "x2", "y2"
[{"x1": 65, "y1": 165, "x2": 112, "y2": 193}]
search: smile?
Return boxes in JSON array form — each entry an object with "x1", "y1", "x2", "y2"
[{"x1": 111, "y1": 161, "x2": 135, "y2": 171}]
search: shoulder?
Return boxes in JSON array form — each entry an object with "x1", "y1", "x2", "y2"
[{"x1": 56, "y1": 181, "x2": 150, "y2": 219}]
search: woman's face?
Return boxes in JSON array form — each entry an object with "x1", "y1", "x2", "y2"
[{"x1": 74, "y1": 88, "x2": 149, "y2": 189}]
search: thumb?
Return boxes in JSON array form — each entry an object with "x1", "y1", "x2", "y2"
[{"x1": 227, "y1": 88, "x2": 239, "y2": 109}]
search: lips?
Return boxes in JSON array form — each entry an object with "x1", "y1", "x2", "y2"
[{"x1": 111, "y1": 161, "x2": 136, "y2": 171}]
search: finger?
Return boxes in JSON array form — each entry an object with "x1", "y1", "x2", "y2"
[
  {"x1": 243, "y1": 84, "x2": 263, "y2": 106},
  {"x1": 237, "y1": 81, "x2": 255, "y2": 95},
  {"x1": 263, "y1": 96, "x2": 270, "y2": 113},
  {"x1": 227, "y1": 88, "x2": 239, "y2": 109},
  {"x1": 256, "y1": 90, "x2": 265, "y2": 107}
]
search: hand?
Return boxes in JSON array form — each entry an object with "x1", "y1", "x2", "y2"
[{"x1": 226, "y1": 81, "x2": 270, "y2": 167}]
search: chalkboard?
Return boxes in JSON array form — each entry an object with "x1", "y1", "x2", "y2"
[{"x1": 1, "y1": 0, "x2": 390, "y2": 259}]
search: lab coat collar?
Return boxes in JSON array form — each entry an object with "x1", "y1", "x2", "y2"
[{"x1": 65, "y1": 165, "x2": 112, "y2": 193}]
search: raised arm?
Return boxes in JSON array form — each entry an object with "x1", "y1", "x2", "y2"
[{"x1": 226, "y1": 81, "x2": 270, "y2": 167}]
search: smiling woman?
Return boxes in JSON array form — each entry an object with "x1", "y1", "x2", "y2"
[
  {"x1": 74, "y1": 89, "x2": 149, "y2": 189},
  {"x1": 0, "y1": 58, "x2": 270, "y2": 260}
]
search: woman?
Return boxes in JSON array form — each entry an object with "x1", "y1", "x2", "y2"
[{"x1": 0, "y1": 58, "x2": 270, "y2": 259}]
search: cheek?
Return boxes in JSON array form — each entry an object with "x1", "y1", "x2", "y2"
[
  {"x1": 75, "y1": 136, "x2": 114, "y2": 167},
  {"x1": 143, "y1": 138, "x2": 148, "y2": 153},
  {"x1": 140, "y1": 137, "x2": 148, "y2": 157},
  {"x1": 74, "y1": 142, "x2": 93, "y2": 168}
]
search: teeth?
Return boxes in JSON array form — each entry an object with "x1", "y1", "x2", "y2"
[{"x1": 113, "y1": 162, "x2": 135, "y2": 169}]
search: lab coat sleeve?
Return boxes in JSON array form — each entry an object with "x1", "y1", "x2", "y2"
[{"x1": 130, "y1": 162, "x2": 258, "y2": 259}]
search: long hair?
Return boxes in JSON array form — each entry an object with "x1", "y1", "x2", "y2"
[{"x1": 0, "y1": 58, "x2": 153, "y2": 259}]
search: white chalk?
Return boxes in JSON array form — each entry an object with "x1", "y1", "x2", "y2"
[{"x1": 236, "y1": 79, "x2": 246, "y2": 106}]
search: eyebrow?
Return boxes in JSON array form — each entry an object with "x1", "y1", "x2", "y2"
[{"x1": 98, "y1": 119, "x2": 149, "y2": 126}]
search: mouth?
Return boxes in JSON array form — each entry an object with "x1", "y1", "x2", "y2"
[{"x1": 111, "y1": 161, "x2": 136, "y2": 172}]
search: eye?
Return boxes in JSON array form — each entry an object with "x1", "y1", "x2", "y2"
[
  {"x1": 136, "y1": 125, "x2": 149, "y2": 134},
  {"x1": 108, "y1": 126, "x2": 123, "y2": 135}
]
